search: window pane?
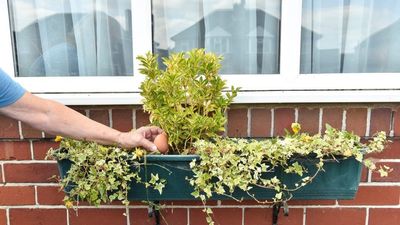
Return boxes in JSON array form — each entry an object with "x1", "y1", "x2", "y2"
[
  {"x1": 152, "y1": 0, "x2": 281, "y2": 74},
  {"x1": 301, "y1": 0, "x2": 400, "y2": 73},
  {"x1": 9, "y1": 0, "x2": 132, "y2": 77}
]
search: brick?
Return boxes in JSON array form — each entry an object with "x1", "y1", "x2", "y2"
[
  {"x1": 219, "y1": 199, "x2": 272, "y2": 206},
  {"x1": 37, "y1": 186, "x2": 65, "y2": 205},
  {"x1": 70, "y1": 107, "x2": 87, "y2": 116},
  {"x1": 369, "y1": 208, "x2": 400, "y2": 225},
  {"x1": 161, "y1": 208, "x2": 187, "y2": 225},
  {"x1": 89, "y1": 109, "x2": 110, "y2": 126},
  {"x1": 32, "y1": 140, "x2": 59, "y2": 160},
  {"x1": 298, "y1": 107, "x2": 320, "y2": 134},
  {"x1": 10, "y1": 209, "x2": 67, "y2": 225},
  {"x1": 321, "y1": 108, "x2": 343, "y2": 133},
  {"x1": 160, "y1": 200, "x2": 217, "y2": 206},
  {"x1": 43, "y1": 132, "x2": 56, "y2": 139},
  {"x1": 136, "y1": 109, "x2": 150, "y2": 128},
  {"x1": 4, "y1": 163, "x2": 58, "y2": 183},
  {"x1": 21, "y1": 122, "x2": 43, "y2": 139},
  {"x1": 360, "y1": 166, "x2": 368, "y2": 182},
  {"x1": 128, "y1": 209, "x2": 152, "y2": 225},
  {"x1": 0, "y1": 115, "x2": 19, "y2": 138},
  {"x1": 369, "y1": 108, "x2": 392, "y2": 135},
  {"x1": 366, "y1": 139, "x2": 400, "y2": 159},
  {"x1": 346, "y1": 108, "x2": 367, "y2": 136},
  {"x1": 338, "y1": 186, "x2": 400, "y2": 205},
  {"x1": 0, "y1": 141, "x2": 31, "y2": 160},
  {"x1": 0, "y1": 166, "x2": 2, "y2": 183},
  {"x1": 244, "y1": 208, "x2": 303, "y2": 225},
  {"x1": 289, "y1": 199, "x2": 336, "y2": 206},
  {"x1": 112, "y1": 109, "x2": 133, "y2": 132},
  {"x1": 393, "y1": 107, "x2": 400, "y2": 137},
  {"x1": 0, "y1": 209, "x2": 5, "y2": 225},
  {"x1": 371, "y1": 162, "x2": 400, "y2": 182},
  {"x1": 219, "y1": 199, "x2": 271, "y2": 206},
  {"x1": 274, "y1": 108, "x2": 295, "y2": 136},
  {"x1": 0, "y1": 186, "x2": 35, "y2": 205},
  {"x1": 69, "y1": 209, "x2": 126, "y2": 225},
  {"x1": 250, "y1": 108, "x2": 271, "y2": 137},
  {"x1": 228, "y1": 108, "x2": 248, "y2": 137},
  {"x1": 190, "y1": 208, "x2": 242, "y2": 225},
  {"x1": 306, "y1": 208, "x2": 366, "y2": 225},
  {"x1": 130, "y1": 208, "x2": 187, "y2": 225}
]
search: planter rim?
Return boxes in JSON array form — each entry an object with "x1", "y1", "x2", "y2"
[
  {"x1": 143, "y1": 154, "x2": 357, "y2": 163},
  {"x1": 144, "y1": 154, "x2": 199, "y2": 162}
]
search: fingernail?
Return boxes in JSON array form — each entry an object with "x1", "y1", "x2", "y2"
[{"x1": 151, "y1": 145, "x2": 158, "y2": 152}]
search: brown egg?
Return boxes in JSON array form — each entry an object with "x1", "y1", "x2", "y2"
[{"x1": 154, "y1": 132, "x2": 169, "y2": 154}]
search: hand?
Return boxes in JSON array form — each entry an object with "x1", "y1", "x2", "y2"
[{"x1": 117, "y1": 126, "x2": 163, "y2": 151}]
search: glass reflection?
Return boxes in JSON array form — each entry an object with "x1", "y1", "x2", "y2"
[
  {"x1": 10, "y1": 0, "x2": 133, "y2": 77},
  {"x1": 301, "y1": 0, "x2": 400, "y2": 73},
  {"x1": 153, "y1": 0, "x2": 281, "y2": 74}
]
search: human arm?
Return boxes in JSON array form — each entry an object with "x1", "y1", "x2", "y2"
[{"x1": 0, "y1": 92, "x2": 161, "y2": 151}]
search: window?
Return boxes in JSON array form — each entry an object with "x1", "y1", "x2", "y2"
[
  {"x1": 152, "y1": 0, "x2": 281, "y2": 74},
  {"x1": 1, "y1": 0, "x2": 151, "y2": 101},
  {"x1": 1, "y1": 0, "x2": 399, "y2": 104},
  {"x1": 301, "y1": 0, "x2": 400, "y2": 73},
  {"x1": 10, "y1": 0, "x2": 133, "y2": 77}
]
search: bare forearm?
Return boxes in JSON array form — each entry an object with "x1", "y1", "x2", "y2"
[
  {"x1": 37, "y1": 102, "x2": 161, "y2": 150},
  {"x1": 1, "y1": 93, "x2": 121, "y2": 145},
  {"x1": 0, "y1": 92, "x2": 162, "y2": 151},
  {"x1": 39, "y1": 101, "x2": 122, "y2": 145}
]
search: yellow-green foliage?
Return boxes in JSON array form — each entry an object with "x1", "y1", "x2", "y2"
[{"x1": 138, "y1": 49, "x2": 239, "y2": 153}]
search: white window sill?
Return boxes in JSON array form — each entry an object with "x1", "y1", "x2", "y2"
[{"x1": 36, "y1": 90, "x2": 400, "y2": 106}]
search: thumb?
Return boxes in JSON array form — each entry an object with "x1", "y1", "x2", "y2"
[{"x1": 139, "y1": 138, "x2": 158, "y2": 152}]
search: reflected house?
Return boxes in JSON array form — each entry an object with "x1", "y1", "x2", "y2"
[
  {"x1": 153, "y1": 41, "x2": 169, "y2": 70},
  {"x1": 161, "y1": 2, "x2": 317, "y2": 74},
  {"x1": 15, "y1": 12, "x2": 132, "y2": 77},
  {"x1": 165, "y1": 3, "x2": 280, "y2": 74},
  {"x1": 353, "y1": 19, "x2": 400, "y2": 73},
  {"x1": 300, "y1": 26, "x2": 328, "y2": 74}
]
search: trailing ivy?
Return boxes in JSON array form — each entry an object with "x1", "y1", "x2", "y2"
[
  {"x1": 47, "y1": 138, "x2": 165, "y2": 208},
  {"x1": 188, "y1": 124, "x2": 390, "y2": 224}
]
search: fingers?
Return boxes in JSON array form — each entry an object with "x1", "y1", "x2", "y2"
[
  {"x1": 136, "y1": 126, "x2": 163, "y2": 135},
  {"x1": 130, "y1": 126, "x2": 163, "y2": 151},
  {"x1": 147, "y1": 126, "x2": 164, "y2": 135},
  {"x1": 139, "y1": 138, "x2": 158, "y2": 152},
  {"x1": 136, "y1": 126, "x2": 164, "y2": 141}
]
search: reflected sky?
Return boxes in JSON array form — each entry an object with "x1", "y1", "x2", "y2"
[
  {"x1": 11, "y1": 0, "x2": 131, "y2": 31},
  {"x1": 302, "y1": 0, "x2": 400, "y2": 52}
]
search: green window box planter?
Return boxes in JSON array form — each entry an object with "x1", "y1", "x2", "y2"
[{"x1": 57, "y1": 154, "x2": 362, "y2": 201}]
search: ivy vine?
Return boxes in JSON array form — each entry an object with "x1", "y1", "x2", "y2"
[
  {"x1": 188, "y1": 123, "x2": 391, "y2": 224},
  {"x1": 47, "y1": 139, "x2": 165, "y2": 208}
]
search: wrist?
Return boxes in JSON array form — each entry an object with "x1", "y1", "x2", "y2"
[{"x1": 116, "y1": 131, "x2": 126, "y2": 148}]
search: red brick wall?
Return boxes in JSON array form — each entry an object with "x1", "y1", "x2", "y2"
[{"x1": 1, "y1": 104, "x2": 399, "y2": 225}]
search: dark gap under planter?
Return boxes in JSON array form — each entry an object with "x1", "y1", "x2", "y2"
[{"x1": 57, "y1": 154, "x2": 362, "y2": 201}]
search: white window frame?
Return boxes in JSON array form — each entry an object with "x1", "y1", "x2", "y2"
[{"x1": 1, "y1": 0, "x2": 400, "y2": 105}]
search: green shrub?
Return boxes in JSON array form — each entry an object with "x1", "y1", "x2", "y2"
[{"x1": 138, "y1": 49, "x2": 239, "y2": 153}]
